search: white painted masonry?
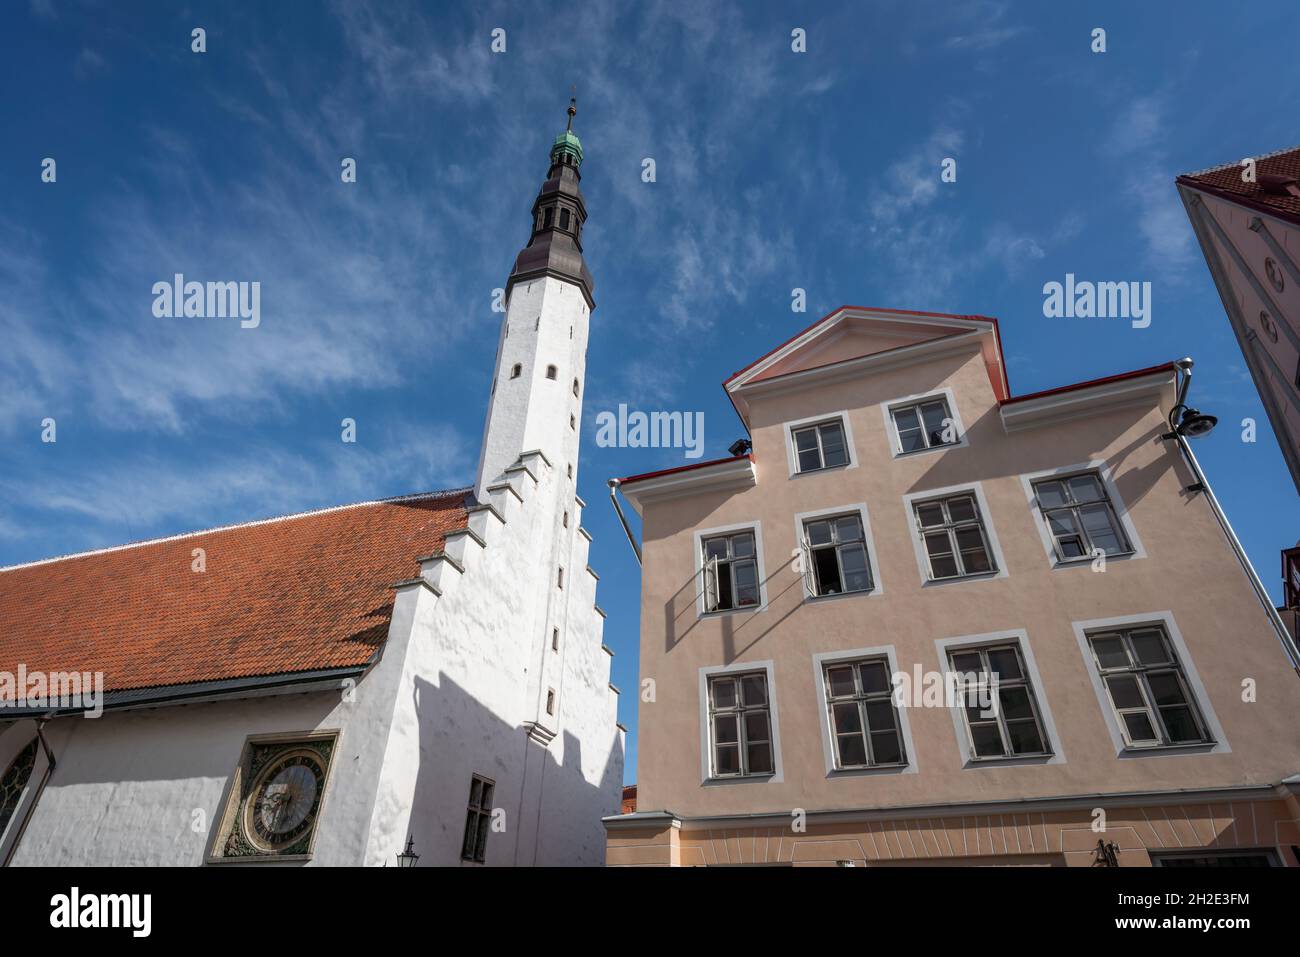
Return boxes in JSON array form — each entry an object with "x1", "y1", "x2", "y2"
[{"x1": 0, "y1": 118, "x2": 622, "y2": 867}]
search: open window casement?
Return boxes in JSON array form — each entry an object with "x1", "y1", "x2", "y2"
[
  {"x1": 703, "y1": 556, "x2": 720, "y2": 612},
  {"x1": 798, "y1": 535, "x2": 817, "y2": 597}
]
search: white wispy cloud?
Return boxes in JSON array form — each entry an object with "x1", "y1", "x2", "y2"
[
  {"x1": 0, "y1": 421, "x2": 471, "y2": 547},
  {"x1": 1103, "y1": 93, "x2": 1195, "y2": 273},
  {"x1": 859, "y1": 120, "x2": 1078, "y2": 306}
]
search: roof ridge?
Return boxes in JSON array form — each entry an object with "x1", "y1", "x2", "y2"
[
  {"x1": 1180, "y1": 144, "x2": 1300, "y2": 180},
  {"x1": 0, "y1": 487, "x2": 472, "y2": 574}
]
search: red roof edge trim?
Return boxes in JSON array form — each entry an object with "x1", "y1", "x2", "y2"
[
  {"x1": 1176, "y1": 175, "x2": 1300, "y2": 226},
  {"x1": 721, "y1": 305, "x2": 996, "y2": 389},
  {"x1": 617, "y1": 455, "x2": 751, "y2": 486},
  {"x1": 999, "y1": 362, "x2": 1176, "y2": 407}
]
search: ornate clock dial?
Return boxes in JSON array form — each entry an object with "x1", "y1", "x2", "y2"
[{"x1": 243, "y1": 749, "x2": 327, "y2": 852}]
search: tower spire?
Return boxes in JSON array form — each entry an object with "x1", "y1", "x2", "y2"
[{"x1": 504, "y1": 99, "x2": 595, "y2": 309}]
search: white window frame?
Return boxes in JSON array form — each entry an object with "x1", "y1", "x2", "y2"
[
  {"x1": 1019, "y1": 460, "x2": 1146, "y2": 567},
  {"x1": 693, "y1": 521, "x2": 768, "y2": 618},
  {"x1": 792, "y1": 503, "x2": 884, "y2": 600},
  {"x1": 782, "y1": 410, "x2": 858, "y2": 478},
  {"x1": 934, "y1": 629, "x2": 1066, "y2": 768},
  {"x1": 812, "y1": 646, "x2": 917, "y2": 776},
  {"x1": 1071, "y1": 612, "x2": 1228, "y2": 758},
  {"x1": 902, "y1": 481, "x2": 1008, "y2": 586},
  {"x1": 880, "y1": 386, "x2": 968, "y2": 458},
  {"x1": 698, "y1": 660, "x2": 783, "y2": 784}
]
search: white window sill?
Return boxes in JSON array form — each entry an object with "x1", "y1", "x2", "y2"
[
  {"x1": 698, "y1": 604, "x2": 763, "y2": 620},
  {"x1": 703, "y1": 772, "x2": 776, "y2": 786},
  {"x1": 1117, "y1": 740, "x2": 1216, "y2": 757},
  {"x1": 891, "y1": 439, "x2": 965, "y2": 460},
  {"x1": 922, "y1": 569, "x2": 1001, "y2": 587},
  {"x1": 1051, "y1": 549, "x2": 1136, "y2": 568},
  {"x1": 790, "y1": 462, "x2": 852, "y2": 480},
  {"x1": 963, "y1": 751, "x2": 1054, "y2": 769},
  {"x1": 803, "y1": 587, "x2": 877, "y2": 604}
]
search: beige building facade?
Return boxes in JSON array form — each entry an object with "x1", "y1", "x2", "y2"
[{"x1": 605, "y1": 306, "x2": 1300, "y2": 867}]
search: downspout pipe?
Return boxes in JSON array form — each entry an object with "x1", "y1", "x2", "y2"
[
  {"x1": 607, "y1": 479, "x2": 642, "y2": 566},
  {"x1": 1166, "y1": 360, "x2": 1300, "y2": 676},
  {"x1": 2, "y1": 715, "x2": 58, "y2": 868}
]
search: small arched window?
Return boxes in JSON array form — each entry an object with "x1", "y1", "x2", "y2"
[
  {"x1": 560, "y1": 209, "x2": 571, "y2": 231},
  {"x1": 544, "y1": 207, "x2": 554, "y2": 228},
  {"x1": 510, "y1": 363, "x2": 521, "y2": 379},
  {"x1": 546, "y1": 365, "x2": 558, "y2": 380},
  {"x1": 563, "y1": 511, "x2": 569, "y2": 528},
  {"x1": 572, "y1": 378, "x2": 580, "y2": 397},
  {"x1": 570, "y1": 414, "x2": 576, "y2": 431}
]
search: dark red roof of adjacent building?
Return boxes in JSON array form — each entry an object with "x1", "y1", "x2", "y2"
[
  {"x1": 998, "y1": 362, "x2": 1177, "y2": 406},
  {"x1": 1177, "y1": 146, "x2": 1300, "y2": 223},
  {"x1": 0, "y1": 490, "x2": 469, "y2": 700},
  {"x1": 621, "y1": 784, "x2": 637, "y2": 815}
]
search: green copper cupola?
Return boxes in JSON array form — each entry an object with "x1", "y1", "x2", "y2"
[
  {"x1": 506, "y1": 96, "x2": 595, "y2": 309},
  {"x1": 550, "y1": 97, "x2": 584, "y2": 167}
]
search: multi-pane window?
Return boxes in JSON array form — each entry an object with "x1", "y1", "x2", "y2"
[
  {"x1": 948, "y1": 644, "x2": 1050, "y2": 759},
  {"x1": 913, "y1": 493, "x2": 995, "y2": 579},
  {"x1": 1032, "y1": 472, "x2": 1130, "y2": 561},
  {"x1": 702, "y1": 530, "x2": 759, "y2": 612},
  {"x1": 1087, "y1": 626, "x2": 1209, "y2": 748},
  {"x1": 890, "y1": 397, "x2": 957, "y2": 453},
  {"x1": 801, "y1": 513, "x2": 872, "y2": 597},
  {"x1": 461, "y1": 775, "x2": 494, "y2": 863},
  {"x1": 792, "y1": 419, "x2": 849, "y2": 473},
  {"x1": 822, "y1": 659, "x2": 905, "y2": 768},
  {"x1": 707, "y1": 672, "x2": 773, "y2": 777}
]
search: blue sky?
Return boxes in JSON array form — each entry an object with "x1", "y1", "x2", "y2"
[{"x1": 3, "y1": 0, "x2": 1298, "y2": 785}]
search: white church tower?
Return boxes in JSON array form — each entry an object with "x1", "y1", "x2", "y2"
[
  {"x1": 0, "y1": 98, "x2": 621, "y2": 870},
  {"x1": 475, "y1": 96, "x2": 594, "y2": 504}
]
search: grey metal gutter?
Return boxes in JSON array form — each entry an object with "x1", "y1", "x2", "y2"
[{"x1": 0, "y1": 665, "x2": 368, "y2": 720}]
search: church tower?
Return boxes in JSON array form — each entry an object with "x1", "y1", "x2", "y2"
[{"x1": 474, "y1": 98, "x2": 594, "y2": 504}]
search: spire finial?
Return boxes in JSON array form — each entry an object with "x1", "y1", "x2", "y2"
[{"x1": 567, "y1": 86, "x2": 577, "y2": 131}]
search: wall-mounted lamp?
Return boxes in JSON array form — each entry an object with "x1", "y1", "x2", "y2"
[
  {"x1": 396, "y1": 835, "x2": 419, "y2": 868},
  {"x1": 1161, "y1": 358, "x2": 1218, "y2": 440}
]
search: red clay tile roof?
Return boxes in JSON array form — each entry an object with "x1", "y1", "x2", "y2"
[
  {"x1": 621, "y1": 784, "x2": 637, "y2": 815},
  {"x1": 0, "y1": 490, "x2": 469, "y2": 700},
  {"x1": 1178, "y1": 145, "x2": 1300, "y2": 223}
]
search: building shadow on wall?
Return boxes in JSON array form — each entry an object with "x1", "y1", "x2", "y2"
[
  {"x1": 405, "y1": 672, "x2": 623, "y2": 867},
  {"x1": 907, "y1": 402, "x2": 1181, "y2": 514}
]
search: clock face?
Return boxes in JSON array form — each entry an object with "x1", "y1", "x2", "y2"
[{"x1": 243, "y1": 749, "x2": 327, "y2": 851}]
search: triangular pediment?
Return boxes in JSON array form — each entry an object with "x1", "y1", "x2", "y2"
[{"x1": 727, "y1": 307, "x2": 995, "y2": 390}]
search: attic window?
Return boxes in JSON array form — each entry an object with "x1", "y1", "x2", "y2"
[
  {"x1": 546, "y1": 365, "x2": 558, "y2": 380},
  {"x1": 510, "y1": 363, "x2": 522, "y2": 379}
]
